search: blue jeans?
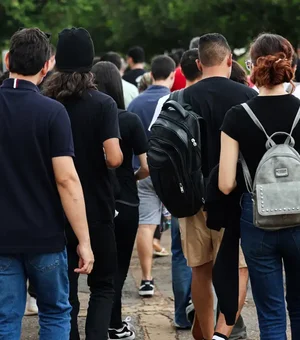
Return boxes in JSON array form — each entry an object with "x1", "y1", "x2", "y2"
[
  {"x1": 0, "y1": 249, "x2": 71, "y2": 340},
  {"x1": 241, "y1": 194, "x2": 300, "y2": 340},
  {"x1": 171, "y1": 217, "x2": 192, "y2": 328}
]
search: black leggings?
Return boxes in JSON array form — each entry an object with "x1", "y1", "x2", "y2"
[{"x1": 110, "y1": 203, "x2": 139, "y2": 329}]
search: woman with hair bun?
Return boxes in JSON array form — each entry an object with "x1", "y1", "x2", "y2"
[{"x1": 219, "y1": 33, "x2": 300, "y2": 339}]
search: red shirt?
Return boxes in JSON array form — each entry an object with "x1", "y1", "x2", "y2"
[{"x1": 171, "y1": 67, "x2": 186, "y2": 92}]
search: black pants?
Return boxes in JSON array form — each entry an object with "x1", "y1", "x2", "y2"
[
  {"x1": 110, "y1": 203, "x2": 139, "y2": 329},
  {"x1": 68, "y1": 222, "x2": 117, "y2": 340},
  {"x1": 28, "y1": 282, "x2": 37, "y2": 299}
]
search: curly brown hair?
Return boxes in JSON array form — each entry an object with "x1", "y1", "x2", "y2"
[{"x1": 43, "y1": 71, "x2": 97, "y2": 102}]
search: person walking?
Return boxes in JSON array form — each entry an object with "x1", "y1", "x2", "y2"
[
  {"x1": 92, "y1": 61, "x2": 149, "y2": 340},
  {"x1": 180, "y1": 33, "x2": 256, "y2": 340},
  {"x1": 123, "y1": 46, "x2": 146, "y2": 87},
  {"x1": 44, "y1": 28, "x2": 123, "y2": 340},
  {"x1": 220, "y1": 33, "x2": 300, "y2": 340},
  {"x1": 0, "y1": 27, "x2": 94, "y2": 340},
  {"x1": 128, "y1": 55, "x2": 176, "y2": 297},
  {"x1": 100, "y1": 52, "x2": 139, "y2": 108}
]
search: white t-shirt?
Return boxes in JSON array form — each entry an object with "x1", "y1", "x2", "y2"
[
  {"x1": 148, "y1": 94, "x2": 170, "y2": 131},
  {"x1": 122, "y1": 79, "x2": 139, "y2": 109}
]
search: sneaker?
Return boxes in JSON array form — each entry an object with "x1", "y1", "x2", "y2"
[
  {"x1": 24, "y1": 296, "x2": 38, "y2": 316},
  {"x1": 139, "y1": 280, "x2": 154, "y2": 297},
  {"x1": 108, "y1": 324, "x2": 135, "y2": 340},
  {"x1": 186, "y1": 300, "x2": 194, "y2": 325},
  {"x1": 123, "y1": 316, "x2": 135, "y2": 331},
  {"x1": 173, "y1": 321, "x2": 191, "y2": 330}
]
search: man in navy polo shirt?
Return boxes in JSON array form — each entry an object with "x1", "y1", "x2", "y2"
[{"x1": 0, "y1": 28, "x2": 94, "y2": 340}]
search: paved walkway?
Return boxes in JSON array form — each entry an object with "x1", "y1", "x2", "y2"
[{"x1": 21, "y1": 230, "x2": 291, "y2": 339}]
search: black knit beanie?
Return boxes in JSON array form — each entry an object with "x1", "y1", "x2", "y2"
[{"x1": 56, "y1": 27, "x2": 95, "y2": 73}]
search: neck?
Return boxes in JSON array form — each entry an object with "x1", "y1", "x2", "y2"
[
  {"x1": 185, "y1": 77, "x2": 202, "y2": 88},
  {"x1": 152, "y1": 80, "x2": 169, "y2": 88},
  {"x1": 201, "y1": 66, "x2": 228, "y2": 80},
  {"x1": 131, "y1": 63, "x2": 144, "y2": 70},
  {"x1": 258, "y1": 84, "x2": 287, "y2": 96},
  {"x1": 9, "y1": 73, "x2": 41, "y2": 85}
]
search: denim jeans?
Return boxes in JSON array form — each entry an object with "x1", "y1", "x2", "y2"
[
  {"x1": 171, "y1": 217, "x2": 192, "y2": 328},
  {"x1": 0, "y1": 249, "x2": 71, "y2": 340},
  {"x1": 241, "y1": 193, "x2": 300, "y2": 340}
]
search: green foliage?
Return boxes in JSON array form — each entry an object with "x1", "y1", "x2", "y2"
[{"x1": 0, "y1": 0, "x2": 300, "y2": 58}]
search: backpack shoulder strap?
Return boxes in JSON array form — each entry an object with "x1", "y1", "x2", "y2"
[
  {"x1": 170, "y1": 89, "x2": 185, "y2": 105},
  {"x1": 239, "y1": 153, "x2": 253, "y2": 193},
  {"x1": 241, "y1": 103, "x2": 271, "y2": 140},
  {"x1": 290, "y1": 105, "x2": 300, "y2": 135}
]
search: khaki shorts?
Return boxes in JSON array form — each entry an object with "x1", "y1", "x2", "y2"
[{"x1": 179, "y1": 210, "x2": 247, "y2": 268}]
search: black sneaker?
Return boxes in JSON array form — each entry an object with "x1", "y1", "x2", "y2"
[
  {"x1": 139, "y1": 279, "x2": 154, "y2": 297},
  {"x1": 108, "y1": 324, "x2": 135, "y2": 340}
]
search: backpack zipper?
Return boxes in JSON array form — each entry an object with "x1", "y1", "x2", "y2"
[
  {"x1": 149, "y1": 146, "x2": 186, "y2": 195},
  {"x1": 155, "y1": 114, "x2": 201, "y2": 149}
]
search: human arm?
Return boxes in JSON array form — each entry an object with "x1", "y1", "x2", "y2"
[
  {"x1": 103, "y1": 138, "x2": 123, "y2": 169},
  {"x1": 218, "y1": 132, "x2": 239, "y2": 195},
  {"x1": 135, "y1": 153, "x2": 149, "y2": 180},
  {"x1": 129, "y1": 112, "x2": 149, "y2": 179},
  {"x1": 52, "y1": 157, "x2": 94, "y2": 274},
  {"x1": 100, "y1": 98, "x2": 123, "y2": 168}
]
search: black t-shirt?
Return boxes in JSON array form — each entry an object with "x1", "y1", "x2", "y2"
[
  {"x1": 63, "y1": 90, "x2": 120, "y2": 224},
  {"x1": 184, "y1": 77, "x2": 257, "y2": 176},
  {"x1": 0, "y1": 79, "x2": 74, "y2": 253},
  {"x1": 116, "y1": 109, "x2": 148, "y2": 206},
  {"x1": 123, "y1": 69, "x2": 146, "y2": 87},
  {"x1": 221, "y1": 95, "x2": 300, "y2": 180}
]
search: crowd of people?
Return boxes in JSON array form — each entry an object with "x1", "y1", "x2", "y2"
[{"x1": 0, "y1": 25, "x2": 300, "y2": 340}]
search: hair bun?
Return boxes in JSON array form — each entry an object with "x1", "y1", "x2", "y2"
[{"x1": 251, "y1": 52, "x2": 294, "y2": 88}]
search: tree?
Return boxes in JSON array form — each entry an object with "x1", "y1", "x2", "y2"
[{"x1": 0, "y1": 0, "x2": 300, "y2": 58}]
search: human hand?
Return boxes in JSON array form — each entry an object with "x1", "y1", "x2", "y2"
[{"x1": 75, "y1": 243, "x2": 94, "y2": 274}]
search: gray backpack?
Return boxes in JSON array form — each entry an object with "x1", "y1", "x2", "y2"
[{"x1": 240, "y1": 102, "x2": 300, "y2": 230}]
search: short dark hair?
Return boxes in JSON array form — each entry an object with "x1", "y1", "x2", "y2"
[
  {"x1": 180, "y1": 49, "x2": 202, "y2": 82},
  {"x1": 92, "y1": 57, "x2": 101, "y2": 66},
  {"x1": 100, "y1": 52, "x2": 122, "y2": 70},
  {"x1": 189, "y1": 37, "x2": 200, "y2": 49},
  {"x1": 151, "y1": 55, "x2": 176, "y2": 81},
  {"x1": 127, "y1": 46, "x2": 145, "y2": 64},
  {"x1": 92, "y1": 61, "x2": 125, "y2": 110},
  {"x1": 9, "y1": 28, "x2": 50, "y2": 76},
  {"x1": 50, "y1": 44, "x2": 56, "y2": 57},
  {"x1": 230, "y1": 60, "x2": 248, "y2": 86},
  {"x1": 169, "y1": 49, "x2": 185, "y2": 67},
  {"x1": 199, "y1": 33, "x2": 231, "y2": 67}
]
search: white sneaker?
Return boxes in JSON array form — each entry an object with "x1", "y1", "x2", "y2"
[{"x1": 25, "y1": 296, "x2": 38, "y2": 316}]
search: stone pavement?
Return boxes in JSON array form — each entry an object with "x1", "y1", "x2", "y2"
[{"x1": 21, "y1": 229, "x2": 291, "y2": 339}]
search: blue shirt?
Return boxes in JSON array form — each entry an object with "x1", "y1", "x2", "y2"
[
  {"x1": 128, "y1": 85, "x2": 170, "y2": 169},
  {"x1": 0, "y1": 79, "x2": 74, "y2": 253}
]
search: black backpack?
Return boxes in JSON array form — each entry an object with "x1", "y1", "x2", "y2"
[{"x1": 148, "y1": 90, "x2": 204, "y2": 218}]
